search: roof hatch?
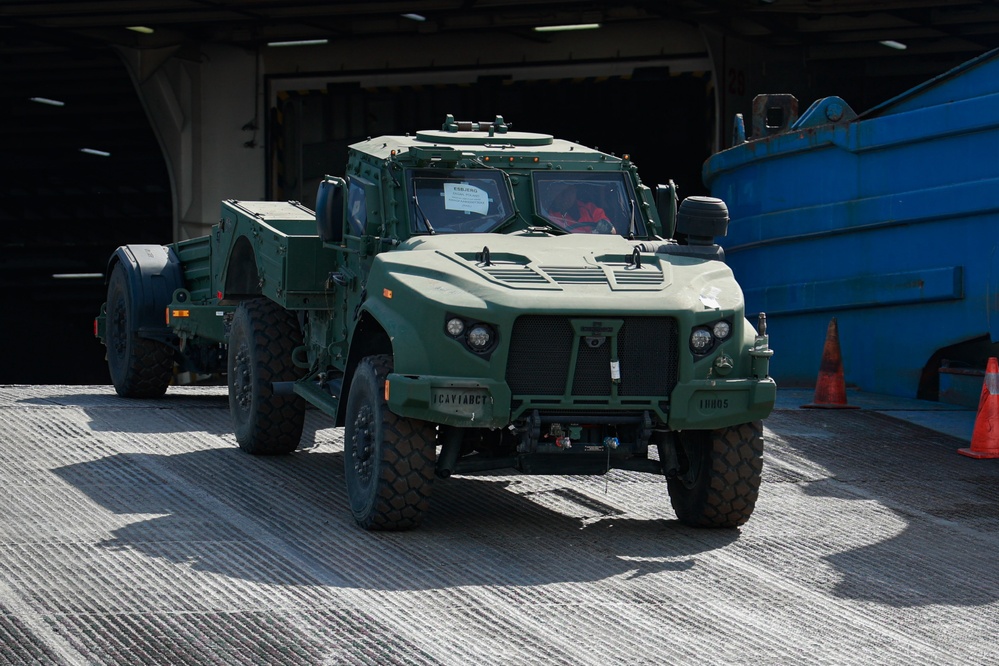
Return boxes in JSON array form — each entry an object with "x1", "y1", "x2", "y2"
[{"x1": 415, "y1": 114, "x2": 553, "y2": 147}]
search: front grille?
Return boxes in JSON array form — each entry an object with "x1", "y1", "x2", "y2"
[
  {"x1": 506, "y1": 315, "x2": 679, "y2": 398},
  {"x1": 506, "y1": 316, "x2": 575, "y2": 396},
  {"x1": 617, "y1": 317, "x2": 679, "y2": 397},
  {"x1": 572, "y1": 337, "x2": 611, "y2": 395}
]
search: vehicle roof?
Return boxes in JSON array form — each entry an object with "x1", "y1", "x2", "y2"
[{"x1": 349, "y1": 131, "x2": 611, "y2": 162}]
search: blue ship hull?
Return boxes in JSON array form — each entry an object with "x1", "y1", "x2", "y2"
[{"x1": 704, "y1": 49, "x2": 999, "y2": 404}]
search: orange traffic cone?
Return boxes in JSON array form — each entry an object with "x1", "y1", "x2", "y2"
[
  {"x1": 802, "y1": 317, "x2": 859, "y2": 409},
  {"x1": 959, "y1": 357, "x2": 999, "y2": 458}
]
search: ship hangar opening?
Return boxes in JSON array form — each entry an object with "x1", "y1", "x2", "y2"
[{"x1": 1, "y1": 1, "x2": 996, "y2": 387}]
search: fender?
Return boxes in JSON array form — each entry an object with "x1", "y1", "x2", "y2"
[
  {"x1": 358, "y1": 297, "x2": 432, "y2": 373},
  {"x1": 330, "y1": 298, "x2": 431, "y2": 427},
  {"x1": 107, "y1": 244, "x2": 185, "y2": 342}
]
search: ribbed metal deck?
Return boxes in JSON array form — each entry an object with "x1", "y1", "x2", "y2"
[{"x1": 0, "y1": 386, "x2": 996, "y2": 665}]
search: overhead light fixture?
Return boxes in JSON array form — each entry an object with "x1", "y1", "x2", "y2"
[
  {"x1": 267, "y1": 38, "x2": 329, "y2": 47},
  {"x1": 879, "y1": 40, "x2": 907, "y2": 50},
  {"x1": 534, "y1": 23, "x2": 602, "y2": 33},
  {"x1": 80, "y1": 148, "x2": 111, "y2": 157},
  {"x1": 30, "y1": 97, "x2": 65, "y2": 107},
  {"x1": 402, "y1": 13, "x2": 426, "y2": 21},
  {"x1": 126, "y1": 26, "x2": 154, "y2": 34}
]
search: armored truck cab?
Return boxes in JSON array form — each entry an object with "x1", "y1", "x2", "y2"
[{"x1": 96, "y1": 116, "x2": 775, "y2": 531}]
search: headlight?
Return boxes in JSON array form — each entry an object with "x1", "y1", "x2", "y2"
[
  {"x1": 712, "y1": 320, "x2": 731, "y2": 340},
  {"x1": 445, "y1": 314, "x2": 498, "y2": 355},
  {"x1": 690, "y1": 328, "x2": 713, "y2": 353},
  {"x1": 445, "y1": 317, "x2": 465, "y2": 337},
  {"x1": 467, "y1": 324, "x2": 493, "y2": 350}
]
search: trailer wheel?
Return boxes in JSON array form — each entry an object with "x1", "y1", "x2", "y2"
[
  {"x1": 667, "y1": 421, "x2": 764, "y2": 528},
  {"x1": 344, "y1": 355, "x2": 437, "y2": 530},
  {"x1": 227, "y1": 298, "x2": 305, "y2": 455},
  {"x1": 105, "y1": 262, "x2": 173, "y2": 398}
]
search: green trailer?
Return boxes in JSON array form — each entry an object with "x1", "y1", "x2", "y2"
[{"x1": 96, "y1": 116, "x2": 775, "y2": 530}]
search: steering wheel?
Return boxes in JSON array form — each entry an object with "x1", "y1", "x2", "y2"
[{"x1": 562, "y1": 219, "x2": 615, "y2": 234}]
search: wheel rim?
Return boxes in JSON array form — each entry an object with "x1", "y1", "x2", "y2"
[
  {"x1": 350, "y1": 403, "x2": 376, "y2": 487},
  {"x1": 232, "y1": 344, "x2": 253, "y2": 416},
  {"x1": 676, "y1": 435, "x2": 704, "y2": 489},
  {"x1": 109, "y1": 296, "x2": 128, "y2": 358}
]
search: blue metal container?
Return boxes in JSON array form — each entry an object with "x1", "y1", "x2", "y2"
[{"x1": 704, "y1": 49, "x2": 999, "y2": 404}]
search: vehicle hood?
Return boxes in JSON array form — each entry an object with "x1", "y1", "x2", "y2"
[{"x1": 373, "y1": 232, "x2": 744, "y2": 314}]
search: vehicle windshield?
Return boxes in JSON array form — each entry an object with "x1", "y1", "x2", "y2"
[
  {"x1": 533, "y1": 172, "x2": 644, "y2": 237},
  {"x1": 408, "y1": 170, "x2": 513, "y2": 234}
]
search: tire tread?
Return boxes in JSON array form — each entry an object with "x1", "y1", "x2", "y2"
[
  {"x1": 349, "y1": 355, "x2": 436, "y2": 531},
  {"x1": 668, "y1": 420, "x2": 764, "y2": 528},
  {"x1": 229, "y1": 298, "x2": 305, "y2": 455}
]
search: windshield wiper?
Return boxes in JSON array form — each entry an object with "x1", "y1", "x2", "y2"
[
  {"x1": 628, "y1": 198, "x2": 637, "y2": 239},
  {"x1": 529, "y1": 218, "x2": 567, "y2": 235},
  {"x1": 412, "y1": 193, "x2": 436, "y2": 234},
  {"x1": 465, "y1": 157, "x2": 526, "y2": 233}
]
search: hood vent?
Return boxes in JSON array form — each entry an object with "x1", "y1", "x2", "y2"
[
  {"x1": 477, "y1": 262, "x2": 665, "y2": 290},
  {"x1": 538, "y1": 266, "x2": 606, "y2": 284},
  {"x1": 612, "y1": 269, "x2": 666, "y2": 286},
  {"x1": 481, "y1": 265, "x2": 550, "y2": 285}
]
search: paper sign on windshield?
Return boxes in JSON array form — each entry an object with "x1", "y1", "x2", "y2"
[{"x1": 444, "y1": 183, "x2": 489, "y2": 215}]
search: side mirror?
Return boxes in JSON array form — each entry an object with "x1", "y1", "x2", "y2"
[
  {"x1": 675, "y1": 196, "x2": 729, "y2": 245},
  {"x1": 655, "y1": 181, "x2": 678, "y2": 238},
  {"x1": 656, "y1": 196, "x2": 729, "y2": 262},
  {"x1": 315, "y1": 176, "x2": 345, "y2": 244}
]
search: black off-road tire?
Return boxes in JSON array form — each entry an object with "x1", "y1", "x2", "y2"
[
  {"x1": 667, "y1": 421, "x2": 764, "y2": 528},
  {"x1": 344, "y1": 355, "x2": 437, "y2": 530},
  {"x1": 105, "y1": 262, "x2": 174, "y2": 398},
  {"x1": 227, "y1": 298, "x2": 305, "y2": 455}
]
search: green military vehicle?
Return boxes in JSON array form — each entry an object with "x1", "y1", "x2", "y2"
[{"x1": 95, "y1": 115, "x2": 775, "y2": 531}]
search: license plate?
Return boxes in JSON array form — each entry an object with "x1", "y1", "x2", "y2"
[{"x1": 431, "y1": 388, "x2": 490, "y2": 419}]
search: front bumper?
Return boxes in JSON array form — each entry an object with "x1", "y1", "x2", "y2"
[
  {"x1": 667, "y1": 377, "x2": 777, "y2": 430},
  {"x1": 386, "y1": 373, "x2": 776, "y2": 431}
]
